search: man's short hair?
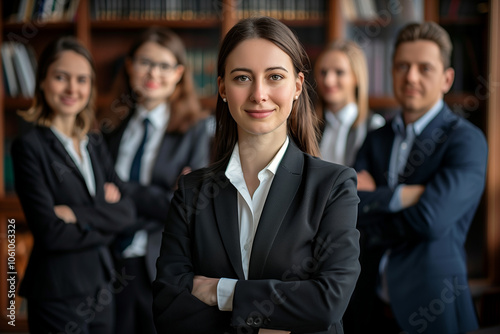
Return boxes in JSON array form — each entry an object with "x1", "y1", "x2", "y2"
[{"x1": 394, "y1": 22, "x2": 453, "y2": 69}]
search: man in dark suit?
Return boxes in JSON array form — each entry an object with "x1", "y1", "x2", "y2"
[{"x1": 346, "y1": 22, "x2": 487, "y2": 334}]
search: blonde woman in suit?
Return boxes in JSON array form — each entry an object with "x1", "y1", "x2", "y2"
[
  {"x1": 314, "y1": 40, "x2": 385, "y2": 167},
  {"x1": 153, "y1": 17, "x2": 360, "y2": 334},
  {"x1": 12, "y1": 37, "x2": 135, "y2": 334}
]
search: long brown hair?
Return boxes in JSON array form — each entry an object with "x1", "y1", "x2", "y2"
[
  {"x1": 125, "y1": 27, "x2": 207, "y2": 133},
  {"x1": 314, "y1": 40, "x2": 369, "y2": 128},
  {"x1": 213, "y1": 17, "x2": 320, "y2": 166},
  {"x1": 18, "y1": 36, "x2": 96, "y2": 138}
]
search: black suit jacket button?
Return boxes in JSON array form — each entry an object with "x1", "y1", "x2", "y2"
[
  {"x1": 246, "y1": 318, "x2": 254, "y2": 326},
  {"x1": 254, "y1": 316, "x2": 263, "y2": 326}
]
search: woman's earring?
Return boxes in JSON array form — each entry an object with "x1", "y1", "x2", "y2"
[
  {"x1": 294, "y1": 96, "x2": 298, "y2": 100},
  {"x1": 223, "y1": 98, "x2": 227, "y2": 102}
]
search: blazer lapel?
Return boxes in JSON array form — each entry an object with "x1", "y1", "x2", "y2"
[
  {"x1": 39, "y1": 127, "x2": 95, "y2": 200},
  {"x1": 86, "y1": 137, "x2": 104, "y2": 200},
  {"x1": 249, "y1": 142, "x2": 303, "y2": 279},
  {"x1": 151, "y1": 132, "x2": 177, "y2": 185},
  {"x1": 39, "y1": 127, "x2": 86, "y2": 183},
  {"x1": 345, "y1": 124, "x2": 367, "y2": 167},
  {"x1": 213, "y1": 175, "x2": 246, "y2": 279},
  {"x1": 39, "y1": 126, "x2": 70, "y2": 161},
  {"x1": 400, "y1": 105, "x2": 451, "y2": 183}
]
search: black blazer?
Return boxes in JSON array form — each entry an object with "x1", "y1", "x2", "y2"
[
  {"x1": 153, "y1": 142, "x2": 361, "y2": 334},
  {"x1": 104, "y1": 112, "x2": 213, "y2": 280},
  {"x1": 11, "y1": 126, "x2": 136, "y2": 300}
]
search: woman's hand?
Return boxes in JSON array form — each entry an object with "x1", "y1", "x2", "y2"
[
  {"x1": 54, "y1": 205, "x2": 77, "y2": 224},
  {"x1": 357, "y1": 170, "x2": 376, "y2": 191},
  {"x1": 104, "y1": 182, "x2": 121, "y2": 203},
  {"x1": 174, "y1": 166, "x2": 192, "y2": 191},
  {"x1": 192, "y1": 275, "x2": 219, "y2": 306}
]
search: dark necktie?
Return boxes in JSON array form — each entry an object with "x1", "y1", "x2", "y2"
[
  {"x1": 129, "y1": 118, "x2": 150, "y2": 182},
  {"x1": 118, "y1": 118, "x2": 150, "y2": 253}
]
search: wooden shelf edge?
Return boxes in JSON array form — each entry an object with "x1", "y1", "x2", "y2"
[
  {"x1": 4, "y1": 97, "x2": 32, "y2": 110},
  {"x1": 278, "y1": 18, "x2": 326, "y2": 27},
  {"x1": 90, "y1": 19, "x2": 221, "y2": 29},
  {"x1": 3, "y1": 21, "x2": 75, "y2": 30},
  {"x1": 444, "y1": 92, "x2": 488, "y2": 107},
  {"x1": 0, "y1": 195, "x2": 24, "y2": 220},
  {"x1": 0, "y1": 194, "x2": 21, "y2": 207},
  {"x1": 368, "y1": 96, "x2": 399, "y2": 110},
  {"x1": 367, "y1": 92, "x2": 487, "y2": 111},
  {"x1": 469, "y1": 278, "x2": 500, "y2": 297},
  {"x1": 439, "y1": 17, "x2": 486, "y2": 26}
]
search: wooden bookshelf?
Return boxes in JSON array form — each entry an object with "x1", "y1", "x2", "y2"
[
  {"x1": 0, "y1": 196, "x2": 28, "y2": 332},
  {"x1": 1, "y1": 0, "x2": 499, "y2": 330},
  {"x1": 486, "y1": 0, "x2": 500, "y2": 287},
  {"x1": 0, "y1": 1, "x2": 4, "y2": 199}
]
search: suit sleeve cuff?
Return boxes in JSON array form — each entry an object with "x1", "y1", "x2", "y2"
[
  {"x1": 217, "y1": 278, "x2": 237, "y2": 311},
  {"x1": 389, "y1": 185, "x2": 404, "y2": 212}
]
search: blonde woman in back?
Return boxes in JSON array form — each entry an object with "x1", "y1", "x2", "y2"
[{"x1": 314, "y1": 40, "x2": 385, "y2": 167}]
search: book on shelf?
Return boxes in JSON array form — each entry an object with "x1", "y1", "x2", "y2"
[
  {"x1": 1, "y1": 43, "x2": 20, "y2": 97},
  {"x1": 341, "y1": 0, "x2": 378, "y2": 21},
  {"x1": 3, "y1": 0, "x2": 81, "y2": 23},
  {"x1": 341, "y1": 0, "x2": 423, "y2": 22},
  {"x1": 237, "y1": 0, "x2": 325, "y2": 20},
  {"x1": 340, "y1": 0, "x2": 357, "y2": 21},
  {"x1": 40, "y1": 0, "x2": 55, "y2": 21},
  {"x1": 1, "y1": 42, "x2": 37, "y2": 98},
  {"x1": 399, "y1": 0, "x2": 424, "y2": 21},
  {"x1": 95, "y1": 0, "x2": 326, "y2": 21},
  {"x1": 186, "y1": 48, "x2": 217, "y2": 98},
  {"x1": 90, "y1": 0, "x2": 219, "y2": 21},
  {"x1": 12, "y1": 42, "x2": 36, "y2": 98}
]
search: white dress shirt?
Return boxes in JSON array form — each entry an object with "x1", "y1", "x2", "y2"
[
  {"x1": 115, "y1": 103, "x2": 170, "y2": 258},
  {"x1": 320, "y1": 102, "x2": 358, "y2": 165},
  {"x1": 217, "y1": 137, "x2": 290, "y2": 311},
  {"x1": 51, "y1": 126, "x2": 96, "y2": 197}
]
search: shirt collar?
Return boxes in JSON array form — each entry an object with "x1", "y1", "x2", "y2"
[
  {"x1": 392, "y1": 99, "x2": 443, "y2": 136},
  {"x1": 135, "y1": 102, "x2": 169, "y2": 130},
  {"x1": 324, "y1": 103, "x2": 358, "y2": 128},
  {"x1": 266, "y1": 136, "x2": 289, "y2": 175},
  {"x1": 50, "y1": 126, "x2": 88, "y2": 147},
  {"x1": 225, "y1": 137, "x2": 290, "y2": 182}
]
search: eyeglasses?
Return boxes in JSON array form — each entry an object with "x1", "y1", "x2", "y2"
[{"x1": 134, "y1": 58, "x2": 178, "y2": 74}]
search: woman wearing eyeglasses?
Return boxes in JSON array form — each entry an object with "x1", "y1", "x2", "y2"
[{"x1": 102, "y1": 27, "x2": 213, "y2": 334}]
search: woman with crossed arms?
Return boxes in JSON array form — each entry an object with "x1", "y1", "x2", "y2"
[{"x1": 153, "y1": 17, "x2": 360, "y2": 334}]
